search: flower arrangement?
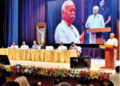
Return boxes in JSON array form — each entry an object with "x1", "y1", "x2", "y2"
[{"x1": 0, "y1": 64, "x2": 110, "y2": 81}]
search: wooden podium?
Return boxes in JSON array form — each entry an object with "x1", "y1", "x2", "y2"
[
  {"x1": 87, "y1": 27, "x2": 111, "y2": 44},
  {"x1": 99, "y1": 45, "x2": 114, "y2": 69}
]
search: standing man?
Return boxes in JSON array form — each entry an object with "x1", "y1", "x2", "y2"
[
  {"x1": 86, "y1": 6, "x2": 105, "y2": 44},
  {"x1": 104, "y1": 33, "x2": 118, "y2": 66},
  {"x1": 99, "y1": 0, "x2": 111, "y2": 40},
  {"x1": 99, "y1": 0, "x2": 111, "y2": 27},
  {"x1": 55, "y1": 0, "x2": 84, "y2": 44}
]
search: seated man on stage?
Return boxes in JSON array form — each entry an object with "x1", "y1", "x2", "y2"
[
  {"x1": 69, "y1": 42, "x2": 81, "y2": 56},
  {"x1": 104, "y1": 33, "x2": 118, "y2": 66},
  {"x1": 86, "y1": 6, "x2": 105, "y2": 44},
  {"x1": 58, "y1": 42, "x2": 67, "y2": 50},
  {"x1": 32, "y1": 41, "x2": 40, "y2": 49},
  {"x1": 10, "y1": 42, "x2": 19, "y2": 49},
  {"x1": 20, "y1": 41, "x2": 29, "y2": 49},
  {"x1": 54, "y1": 0, "x2": 84, "y2": 44}
]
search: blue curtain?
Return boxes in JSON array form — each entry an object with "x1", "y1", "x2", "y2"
[
  {"x1": 46, "y1": 0, "x2": 82, "y2": 44},
  {"x1": 19, "y1": 0, "x2": 45, "y2": 46},
  {"x1": 4, "y1": 0, "x2": 18, "y2": 47}
]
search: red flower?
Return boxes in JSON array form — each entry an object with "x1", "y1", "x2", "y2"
[
  {"x1": 104, "y1": 75, "x2": 107, "y2": 79},
  {"x1": 53, "y1": 69, "x2": 56, "y2": 72},
  {"x1": 63, "y1": 75, "x2": 66, "y2": 77},
  {"x1": 84, "y1": 71, "x2": 86, "y2": 75},
  {"x1": 50, "y1": 71, "x2": 52, "y2": 75},
  {"x1": 100, "y1": 78, "x2": 103, "y2": 81},
  {"x1": 79, "y1": 73, "x2": 82, "y2": 76}
]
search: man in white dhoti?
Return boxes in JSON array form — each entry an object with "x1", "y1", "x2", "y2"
[
  {"x1": 104, "y1": 33, "x2": 118, "y2": 66},
  {"x1": 55, "y1": 0, "x2": 84, "y2": 44},
  {"x1": 20, "y1": 41, "x2": 29, "y2": 49},
  {"x1": 85, "y1": 6, "x2": 105, "y2": 44}
]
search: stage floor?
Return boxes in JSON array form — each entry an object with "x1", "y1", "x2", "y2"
[{"x1": 9, "y1": 59, "x2": 120, "y2": 73}]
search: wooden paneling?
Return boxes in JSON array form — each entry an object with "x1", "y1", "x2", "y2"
[{"x1": 117, "y1": 20, "x2": 120, "y2": 60}]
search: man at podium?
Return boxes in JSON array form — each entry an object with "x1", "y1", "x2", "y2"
[
  {"x1": 104, "y1": 33, "x2": 118, "y2": 66},
  {"x1": 85, "y1": 6, "x2": 105, "y2": 44}
]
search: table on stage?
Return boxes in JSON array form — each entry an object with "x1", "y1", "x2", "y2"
[{"x1": 0, "y1": 49, "x2": 77, "y2": 63}]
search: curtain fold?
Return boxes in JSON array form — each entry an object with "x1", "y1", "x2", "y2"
[
  {"x1": 4, "y1": 0, "x2": 19, "y2": 47},
  {"x1": 19, "y1": 0, "x2": 45, "y2": 46}
]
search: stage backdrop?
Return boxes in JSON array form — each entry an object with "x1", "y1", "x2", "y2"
[{"x1": 1, "y1": 0, "x2": 118, "y2": 47}]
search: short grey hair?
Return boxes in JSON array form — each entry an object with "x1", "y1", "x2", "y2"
[
  {"x1": 61, "y1": 0, "x2": 74, "y2": 12},
  {"x1": 93, "y1": 5, "x2": 99, "y2": 11}
]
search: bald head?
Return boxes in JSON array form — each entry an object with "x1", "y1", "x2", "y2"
[
  {"x1": 12, "y1": 42, "x2": 15, "y2": 46},
  {"x1": 110, "y1": 33, "x2": 115, "y2": 39},
  {"x1": 62, "y1": 0, "x2": 76, "y2": 26},
  {"x1": 22, "y1": 41, "x2": 26, "y2": 45},
  {"x1": 93, "y1": 6, "x2": 99, "y2": 15}
]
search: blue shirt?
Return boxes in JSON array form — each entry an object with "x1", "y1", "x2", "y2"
[{"x1": 99, "y1": 7, "x2": 111, "y2": 26}]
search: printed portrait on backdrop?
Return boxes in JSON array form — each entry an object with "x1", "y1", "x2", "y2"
[
  {"x1": 37, "y1": 28, "x2": 45, "y2": 45},
  {"x1": 85, "y1": 0, "x2": 112, "y2": 44},
  {"x1": 54, "y1": 0, "x2": 84, "y2": 44}
]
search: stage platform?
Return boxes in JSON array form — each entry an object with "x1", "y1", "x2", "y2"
[{"x1": 9, "y1": 59, "x2": 120, "y2": 73}]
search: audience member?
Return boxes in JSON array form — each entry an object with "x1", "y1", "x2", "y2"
[
  {"x1": 109, "y1": 66, "x2": 120, "y2": 86},
  {"x1": 100, "y1": 80, "x2": 114, "y2": 86},
  {"x1": 56, "y1": 82, "x2": 71, "y2": 86},
  {"x1": 2, "y1": 81, "x2": 20, "y2": 86},
  {"x1": 14, "y1": 76, "x2": 30, "y2": 86},
  {"x1": 88, "y1": 82, "x2": 96, "y2": 86},
  {"x1": 0, "y1": 69, "x2": 6, "y2": 86}
]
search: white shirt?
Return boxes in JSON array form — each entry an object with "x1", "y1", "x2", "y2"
[
  {"x1": 58, "y1": 45, "x2": 67, "y2": 50},
  {"x1": 109, "y1": 73, "x2": 120, "y2": 86},
  {"x1": 55, "y1": 20, "x2": 80, "y2": 44},
  {"x1": 86, "y1": 14, "x2": 105, "y2": 28},
  {"x1": 106, "y1": 38, "x2": 118, "y2": 47},
  {"x1": 20, "y1": 45, "x2": 29, "y2": 49},
  {"x1": 10, "y1": 45, "x2": 19, "y2": 49}
]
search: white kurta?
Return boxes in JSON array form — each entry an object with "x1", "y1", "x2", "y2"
[
  {"x1": 55, "y1": 20, "x2": 80, "y2": 44},
  {"x1": 20, "y1": 45, "x2": 29, "y2": 49},
  {"x1": 106, "y1": 38, "x2": 118, "y2": 65},
  {"x1": 58, "y1": 45, "x2": 67, "y2": 50},
  {"x1": 110, "y1": 73, "x2": 120, "y2": 86},
  {"x1": 106, "y1": 38, "x2": 118, "y2": 47},
  {"x1": 85, "y1": 14, "x2": 105, "y2": 43},
  {"x1": 10, "y1": 45, "x2": 19, "y2": 49}
]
